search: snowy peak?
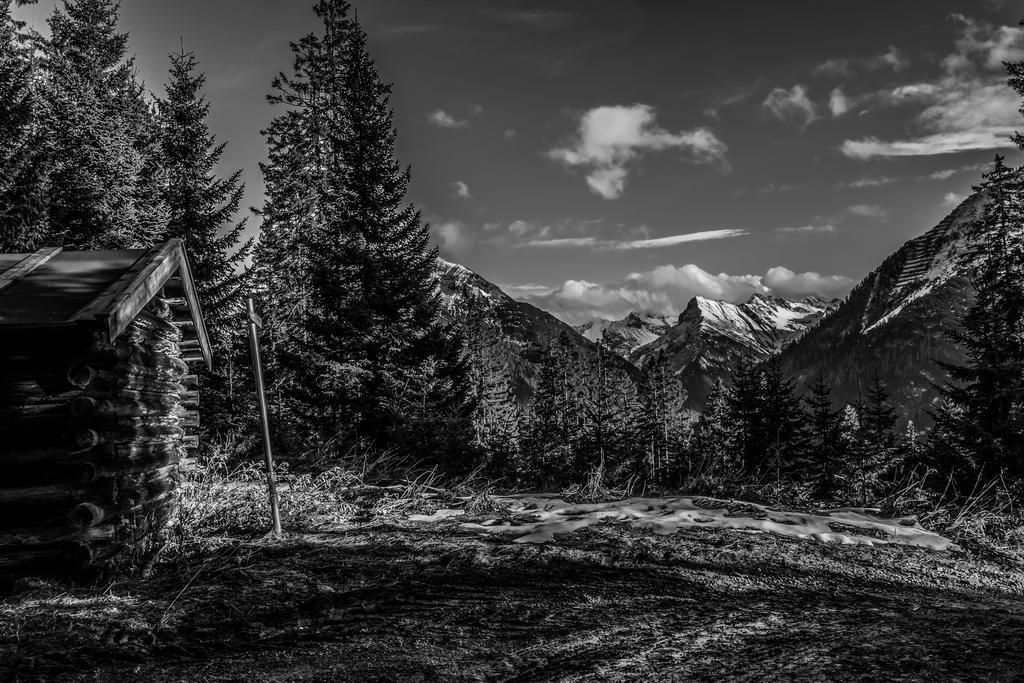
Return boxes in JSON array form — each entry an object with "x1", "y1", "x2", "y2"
[
  {"x1": 576, "y1": 311, "x2": 672, "y2": 358},
  {"x1": 678, "y1": 293, "x2": 834, "y2": 357},
  {"x1": 632, "y1": 293, "x2": 833, "y2": 408}
]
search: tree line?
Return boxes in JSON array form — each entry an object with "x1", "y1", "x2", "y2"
[{"x1": 1, "y1": 0, "x2": 1022, "y2": 506}]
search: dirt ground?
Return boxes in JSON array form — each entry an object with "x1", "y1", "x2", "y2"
[{"x1": 3, "y1": 507, "x2": 1024, "y2": 682}]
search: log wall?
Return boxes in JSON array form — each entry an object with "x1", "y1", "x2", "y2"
[{"x1": 0, "y1": 298, "x2": 197, "y2": 578}]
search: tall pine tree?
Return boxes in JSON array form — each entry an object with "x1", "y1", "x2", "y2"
[
  {"x1": 254, "y1": 0, "x2": 475, "y2": 465},
  {"x1": 0, "y1": 0, "x2": 48, "y2": 252},
  {"x1": 41, "y1": 0, "x2": 167, "y2": 248},
  {"x1": 156, "y1": 49, "x2": 252, "y2": 342},
  {"x1": 802, "y1": 375, "x2": 844, "y2": 499},
  {"x1": 930, "y1": 157, "x2": 1024, "y2": 479}
]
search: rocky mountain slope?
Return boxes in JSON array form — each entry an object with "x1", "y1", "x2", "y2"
[
  {"x1": 777, "y1": 191, "x2": 989, "y2": 423},
  {"x1": 575, "y1": 312, "x2": 672, "y2": 358},
  {"x1": 631, "y1": 294, "x2": 835, "y2": 408},
  {"x1": 434, "y1": 259, "x2": 636, "y2": 408}
]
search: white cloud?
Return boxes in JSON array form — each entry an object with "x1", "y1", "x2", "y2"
[
  {"x1": 866, "y1": 45, "x2": 909, "y2": 72},
  {"x1": 847, "y1": 204, "x2": 888, "y2": 219},
  {"x1": 829, "y1": 87, "x2": 849, "y2": 117},
  {"x1": 616, "y1": 229, "x2": 748, "y2": 249},
  {"x1": 839, "y1": 176, "x2": 898, "y2": 189},
  {"x1": 814, "y1": 46, "x2": 908, "y2": 78},
  {"x1": 841, "y1": 131, "x2": 1014, "y2": 159},
  {"x1": 522, "y1": 228, "x2": 748, "y2": 250},
  {"x1": 469, "y1": 104, "x2": 485, "y2": 116},
  {"x1": 841, "y1": 19, "x2": 1020, "y2": 159},
  {"x1": 943, "y1": 191, "x2": 966, "y2": 207},
  {"x1": 762, "y1": 267, "x2": 854, "y2": 300},
  {"x1": 433, "y1": 220, "x2": 473, "y2": 255},
  {"x1": 504, "y1": 129, "x2": 516, "y2": 139},
  {"x1": 428, "y1": 110, "x2": 467, "y2": 128},
  {"x1": 548, "y1": 104, "x2": 729, "y2": 199},
  {"x1": 763, "y1": 85, "x2": 817, "y2": 127},
  {"x1": 925, "y1": 169, "x2": 957, "y2": 180},
  {"x1": 813, "y1": 58, "x2": 852, "y2": 78},
  {"x1": 777, "y1": 224, "x2": 837, "y2": 234},
  {"x1": 949, "y1": 14, "x2": 1024, "y2": 70},
  {"x1": 523, "y1": 237, "x2": 600, "y2": 248},
  {"x1": 518, "y1": 264, "x2": 853, "y2": 324},
  {"x1": 452, "y1": 180, "x2": 471, "y2": 199}
]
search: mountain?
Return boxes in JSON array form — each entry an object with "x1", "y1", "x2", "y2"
[
  {"x1": 777, "y1": 192, "x2": 989, "y2": 424},
  {"x1": 631, "y1": 293, "x2": 835, "y2": 408},
  {"x1": 434, "y1": 259, "x2": 637, "y2": 408},
  {"x1": 575, "y1": 312, "x2": 672, "y2": 358}
]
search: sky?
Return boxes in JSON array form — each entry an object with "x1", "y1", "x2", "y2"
[{"x1": 15, "y1": 0, "x2": 1024, "y2": 324}]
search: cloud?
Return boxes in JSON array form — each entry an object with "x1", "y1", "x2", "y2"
[
  {"x1": 517, "y1": 264, "x2": 853, "y2": 324},
  {"x1": 949, "y1": 13, "x2": 1024, "y2": 69},
  {"x1": 504, "y1": 129, "x2": 516, "y2": 139},
  {"x1": 814, "y1": 46, "x2": 908, "y2": 78},
  {"x1": 548, "y1": 104, "x2": 728, "y2": 199},
  {"x1": 522, "y1": 228, "x2": 748, "y2": 250},
  {"x1": 838, "y1": 176, "x2": 898, "y2": 189},
  {"x1": 452, "y1": 181, "x2": 471, "y2": 199},
  {"x1": 829, "y1": 87, "x2": 849, "y2": 117},
  {"x1": 776, "y1": 224, "x2": 837, "y2": 234},
  {"x1": 841, "y1": 18, "x2": 1021, "y2": 159},
  {"x1": 762, "y1": 267, "x2": 854, "y2": 300},
  {"x1": 847, "y1": 204, "x2": 888, "y2": 219},
  {"x1": 428, "y1": 110, "x2": 467, "y2": 128},
  {"x1": 841, "y1": 131, "x2": 1014, "y2": 158},
  {"x1": 763, "y1": 85, "x2": 817, "y2": 127},
  {"x1": 866, "y1": 45, "x2": 909, "y2": 72},
  {"x1": 755, "y1": 183, "x2": 803, "y2": 194},
  {"x1": 523, "y1": 237, "x2": 601, "y2": 248},
  {"x1": 943, "y1": 191, "x2": 966, "y2": 207},
  {"x1": 813, "y1": 58, "x2": 852, "y2": 78},
  {"x1": 433, "y1": 220, "x2": 473, "y2": 256},
  {"x1": 924, "y1": 169, "x2": 957, "y2": 180}
]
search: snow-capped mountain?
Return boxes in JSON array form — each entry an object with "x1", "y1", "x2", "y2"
[
  {"x1": 575, "y1": 312, "x2": 672, "y2": 358},
  {"x1": 434, "y1": 259, "x2": 637, "y2": 406},
  {"x1": 631, "y1": 293, "x2": 835, "y2": 408},
  {"x1": 777, "y1": 191, "x2": 989, "y2": 423}
]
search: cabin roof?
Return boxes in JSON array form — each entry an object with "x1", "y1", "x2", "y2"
[{"x1": 0, "y1": 239, "x2": 213, "y2": 370}]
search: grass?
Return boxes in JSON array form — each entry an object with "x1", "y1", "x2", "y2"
[{"x1": 3, "y1": 449, "x2": 1024, "y2": 680}]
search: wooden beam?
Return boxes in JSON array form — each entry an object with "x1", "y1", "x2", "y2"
[
  {"x1": 176, "y1": 244, "x2": 214, "y2": 371},
  {"x1": 72, "y1": 240, "x2": 182, "y2": 343},
  {"x1": 0, "y1": 247, "x2": 62, "y2": 294}
]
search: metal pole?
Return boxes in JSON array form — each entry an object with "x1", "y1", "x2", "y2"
[{"x1": 247, "y1": 297, "x2": 283, "y2": 537}]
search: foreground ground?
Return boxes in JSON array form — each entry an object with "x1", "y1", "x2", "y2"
[{"x1": 3, "y1": 491, "x2": 1024, "y2": 682}]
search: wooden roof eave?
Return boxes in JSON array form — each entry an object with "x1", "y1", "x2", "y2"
[{"x1": 72, "y1": 239, "x2": 214, "y2": 371}]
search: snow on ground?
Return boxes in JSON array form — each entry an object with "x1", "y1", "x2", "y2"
[{"x1": 410, "y1": 495, "x2": 953, "y2": 550}]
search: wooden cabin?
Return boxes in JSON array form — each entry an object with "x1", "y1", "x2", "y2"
[{"x1": 0, "y1": 239, "x2": 212, "y2": 579}]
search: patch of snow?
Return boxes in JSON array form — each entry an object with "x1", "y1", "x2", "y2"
[{"x1": 409, "y1": 495, "x2": 954, "y2": 551}]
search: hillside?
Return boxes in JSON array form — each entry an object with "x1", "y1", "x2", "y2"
[
  {"x1": 435, "y1": 259, "x2": 637, "y2": 407},
  {"x1": 777, "y1": 192, "x2": 990, "y2": 423}
]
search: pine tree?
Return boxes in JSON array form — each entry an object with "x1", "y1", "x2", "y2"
[
  {"x1": 802, "y1": 375, "x2": 843, "y2": 499},
  {"x1": 41, "y1": 0, "x2": 167, "y2": 248},
  {"x1": 725, "y1": 357, "x2": 763, "y2": 469},
  {"x1": 0, "y1": 0, "x2": 49, "y2": 252},
  {"x1": 156, "y1": 49, "x2": 252, "y2": 342},
  {"x1": 689, "y1": 379, "x2": 732, "y2": 479},
  {"x1": 518, "y1": 343, "x2": 568, "y2": 487},
  {"x1": 758, "y1": 357, "x2": 807, "y2": 477},
  {"x1": 254, "y1": 0, "x2": 475, "y2": 465},
  {"x1": 859, "y1": 373, "x2": 899, "y2": 467},
  {"x1": 930, "y1": 156, "x2": 1024, "y2": 479}
]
